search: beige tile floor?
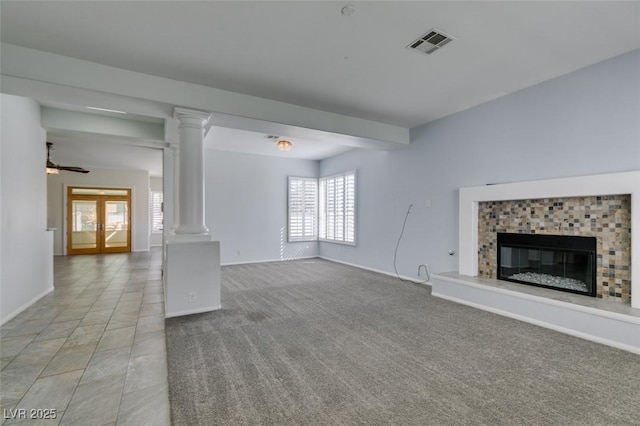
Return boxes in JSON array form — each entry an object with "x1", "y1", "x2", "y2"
[{"x1": 0, "y1": 249, "x2": 170, "y2": 425}]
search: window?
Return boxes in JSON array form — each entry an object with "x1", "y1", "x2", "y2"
[
  {"x1": 319, "y1": 171, "x2": 356, "y2": 244},
  {"x1": 287, "y1": 172, "x2": 356, "y2": 245},
  {"x1": 150, "y1": 191, "x2": 163, "y2": 233},
  {"x1": 288, "y1": 177, "x2": 318, "y2": 242}
]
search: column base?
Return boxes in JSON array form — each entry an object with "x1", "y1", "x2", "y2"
[
  {"x1": 175, "y1": 224, "x2": 209, "y2": 235},
  {"x1": 164, "y1": 239, "x2": 221, "y2": 318}
]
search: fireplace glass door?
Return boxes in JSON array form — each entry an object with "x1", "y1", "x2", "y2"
[{"x1": 497, "y1": 233, "x2": 596, "y2": 297}]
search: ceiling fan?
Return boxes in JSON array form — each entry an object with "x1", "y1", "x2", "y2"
[{"x1": 46, "y1": 142, "x2": 90, "y2": 174}]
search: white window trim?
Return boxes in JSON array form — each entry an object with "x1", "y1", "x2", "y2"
[{"x1": 319, "y1": 170, "x2": 357, "y2": 246}]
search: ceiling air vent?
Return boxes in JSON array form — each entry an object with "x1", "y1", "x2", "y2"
[
  {"x1": 264, "y1": 135, "x2": 280, "y2": 140},
  {"x1": 407, "y1": 28, "x2": 454, "y2": 56}
]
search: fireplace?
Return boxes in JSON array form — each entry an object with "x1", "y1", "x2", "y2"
[{"x1": 497, "y1": 233, "x2": 597, "y2": 297}]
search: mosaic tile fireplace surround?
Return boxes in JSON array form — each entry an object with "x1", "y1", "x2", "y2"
[
  {"x1": 477, "y1": 195, "x2": 631, "y2": 303},
  {"x1": 458, "y1": 171, "x2": 639, "y2": 309}
]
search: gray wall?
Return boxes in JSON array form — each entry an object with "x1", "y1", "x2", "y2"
[
  {"x1": 205, "y1": 150, "x2": 319, "y2": 265},
  {"x1": 319, "y1": 49, "x2": 640, "y2": 278},
  {"x1": 1, "y1": 94, "x2": 53, "y2": 323}
]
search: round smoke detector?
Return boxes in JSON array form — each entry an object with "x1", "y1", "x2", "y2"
[{"x1": 341, "y1": 5, "x2": 355, "y2": 16}]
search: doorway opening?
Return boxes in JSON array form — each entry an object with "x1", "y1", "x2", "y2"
[{"x1": 67, "y1": 186, "x2": 132, "y2": 254}]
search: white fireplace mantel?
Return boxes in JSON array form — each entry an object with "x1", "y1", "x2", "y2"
[{"x1": 458, "y1": 171, "x2": 640, "y2": 309}]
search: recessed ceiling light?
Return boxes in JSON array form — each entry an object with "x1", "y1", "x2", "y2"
[
  {"x1": 341, "y1": 5, "x2": 355, "y2": 16},
  {"x1": 86, "y1": 106, "x2": 126, "y2": 114}
]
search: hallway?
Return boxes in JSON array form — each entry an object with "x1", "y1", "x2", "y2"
[{"x1": 1, "y1": 249, "x2": 170, "y2": 425}]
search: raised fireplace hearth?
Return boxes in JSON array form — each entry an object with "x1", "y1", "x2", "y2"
[
  {"x1": 434, "y1": 171, "x2": 640, "y2": 353},
  {"x1": 497, "y1": 233, "x2": 596, "y2": 297}
]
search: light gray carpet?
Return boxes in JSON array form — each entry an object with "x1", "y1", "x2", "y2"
[{"x1": 166, "y1": 259, "x2": 640, "y2": 425}]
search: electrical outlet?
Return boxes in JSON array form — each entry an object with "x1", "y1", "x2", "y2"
[
  {"x1": 188, "y1": 292, "x2": 196, "y2": 303},
  {"x1": 418, "y1": 264, "x2": 429, "y2": 276}
]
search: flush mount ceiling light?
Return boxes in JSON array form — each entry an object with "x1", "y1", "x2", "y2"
[{"x1": 276, "y1": 139, "x2": 293, "y2": 151}]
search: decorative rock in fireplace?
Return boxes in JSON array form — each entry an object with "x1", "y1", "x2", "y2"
[{"x1": 497, "y1": 233, "x2": 597, "y2": 297}]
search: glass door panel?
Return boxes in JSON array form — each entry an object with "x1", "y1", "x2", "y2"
[
  {"x1": 69, "y1": 199, "x2": 99, "y2": 253},
  {"x1": 104, "y1": 200, "x2": 129, "y2": 250}
]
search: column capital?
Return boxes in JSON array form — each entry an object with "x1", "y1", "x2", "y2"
[{"x1": 173, "y1": 107, "x2": 211, "y2": 128}]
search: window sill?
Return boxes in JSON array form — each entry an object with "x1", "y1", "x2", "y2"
[{"x1": 319, "y1": 239, "x2": 357, "y2": 247}]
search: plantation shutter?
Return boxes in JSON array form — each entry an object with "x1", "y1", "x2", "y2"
[
  {"x1": 319, "y1": 171, "x2": 356, "y2": 244},
  {"x1": 288, "y1": 177, "x2": 318, "y2": 242},
  {"x1": 150, "y1": 191, "x2": 163, "y2": 233}
]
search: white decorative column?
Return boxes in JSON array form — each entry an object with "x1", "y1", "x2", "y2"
[
  {"x1": 173, "y1": 108, "x2": 209, "y2": 235},
  {"x1": 164, "y1": 107, "x2": 221, "y2": 318}
]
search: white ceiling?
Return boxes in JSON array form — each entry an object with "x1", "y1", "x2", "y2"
[
  {"x1": 3, "y1": 1, "x2": 640, "y2": 174},
  {"x1": 206, "y1": 126, "x2": 353, "y2": 160},
  {"x1": 2, "y1": 1, "x2": 638, "y2": 129}
]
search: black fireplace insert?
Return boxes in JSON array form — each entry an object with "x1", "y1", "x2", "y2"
[{"x1": 497, "y1": 233, "x2": 597, "y2": 297}]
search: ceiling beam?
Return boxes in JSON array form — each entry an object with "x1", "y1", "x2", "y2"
[
  {"x1": 1, "y1": 43, "x2": 410, "y2": 148},
  {"x1": 41, "y1": 107, "x2": 165, "y2": 141}
]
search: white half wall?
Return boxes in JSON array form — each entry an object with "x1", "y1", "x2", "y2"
[
  {"x1": 164, "y1": 238, "x2": 221, "y2": 318},
  {"x1": 1, "y1": 94, "x2": 53, "y2": 324},
  {"x1": 204, "y1": 150, "x2": 319, "y2": 264},
  {"x1": 47, "y1": 168, "x2": 150, "y2": 255}
]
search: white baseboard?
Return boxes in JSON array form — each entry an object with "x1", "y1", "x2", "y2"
[
  {"x1": 165, "y1": 305, "x2": 222, "y2": 319},
  {"x1": 1, "y1": 286, "x2": 54, "y2": 326},
  {"x1": 432, "y1": 291, "x2": 640, "y2": 355},
  {"x1": 319, "y1": 256, "x2": 431, "y2": 286},
  {"x1": 220, "y1": 255, "x2": 430, "y2": 285},
  {"x1": 221, "y1": 256, "x2": 318, "y2": 266}
]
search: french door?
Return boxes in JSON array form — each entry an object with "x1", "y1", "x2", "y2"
[{"x1": 67, "y1": 187, "x2": 132, "y2": 254}]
